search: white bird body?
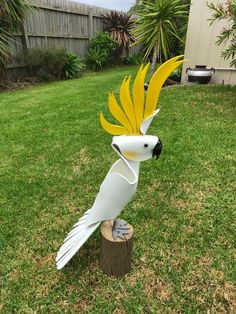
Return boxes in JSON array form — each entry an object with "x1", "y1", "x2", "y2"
[
  {"x1": 55, "y1": 56, "x2": 185, "y2": 270},
  {"x1": 87, "y1": 158, "x2": 140, "y2": 225},
  {"x1": 56, "y1": 144, "x2": 141, "y2": 270}
]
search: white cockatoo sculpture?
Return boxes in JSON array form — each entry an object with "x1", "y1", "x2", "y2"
[{"x1": 56, "y1": 56, "x2": 185, "y2": 270}]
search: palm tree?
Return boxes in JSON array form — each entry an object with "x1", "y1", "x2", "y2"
[
  {"x1": 0, "y1": 0, "x2": 30, "y2": 80},
  {"x1": 101, "y1": 11, "x2": 134, "y2": 56},
  {"x1": 132, "y1": 0, "x2": 189, "y2": 73}
]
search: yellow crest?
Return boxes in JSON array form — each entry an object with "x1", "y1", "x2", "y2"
[{"x1": 100, "y1": 55, "x2": 186, "y2": 135}]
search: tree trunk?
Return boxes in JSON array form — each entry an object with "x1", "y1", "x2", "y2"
[
  {"x1": 150, "y1": 45, "x2": 159, "y2": 77},
  {"x1": 100, "y1": 220, "x2": 134, "y2": 277},
  {"x1": 0, "y1": 60, "x2": 7, "y2": 82}
]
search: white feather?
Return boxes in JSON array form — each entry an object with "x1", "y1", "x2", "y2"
[
  {"x1": 56, "y1": 209, "x2": 95, "y2": 267},
  {"x1": 56, "y1": 222, "x2": 100, "y2": 270}
]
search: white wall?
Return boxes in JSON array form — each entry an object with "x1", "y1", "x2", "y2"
[{"x1": 182, "y1": 0, "x2": 236, "y2": 85}]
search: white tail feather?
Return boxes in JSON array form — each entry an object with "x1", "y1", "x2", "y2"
[
  {"x1": 56, "y1": 209, "x2": 100, "y2": 270},
  {"x1": 59, "y1": 225, "x2": 88, "y2": 251},
  {"x1": 66, "y1": 223, "x2": 86, "y2": 239},
  {"x1": 62, "y1": 228, "x2": 85, "y2": 244}
]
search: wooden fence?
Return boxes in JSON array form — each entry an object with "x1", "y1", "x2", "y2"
[{"x1": 8, "y1": 0, "x2": 138, "y2": 78}]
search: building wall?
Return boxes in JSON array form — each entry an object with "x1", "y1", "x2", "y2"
[{"x1": 182, "y1": 0, "x2": 236, "y2": 85}]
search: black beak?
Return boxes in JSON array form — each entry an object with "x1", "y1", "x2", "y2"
[{"x1": 152, "y1": 140, "x2": 162, "y2": 160}]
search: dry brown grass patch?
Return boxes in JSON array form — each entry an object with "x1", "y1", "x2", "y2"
[
  {"x1": 144, "y1": 269, "x2": 172, "y2": 302},
  {"x1": 8, "y1": 268, "x2": 21, "y2": 282},
  {"x1": 127, "y1": 267, "x2": 172, "y2": 303},
  {"x1": 76, "y1": 297, "x2": 91, "y2": 312},
  {"x1": 148, "y1": 179, "x2": 161, "y2": 191},
  {"x1": 113, "y1": 309, "x2": 127, "y2": 314},
  {"x1": 35, "y1": 253, "x2": 55, "y2": 268},
  {"x1": 72, "y1": 147, "x2": 92, "y2": 175},
  {"x1": 180, "y1": 182, "x2": 194, "y2": 192}
]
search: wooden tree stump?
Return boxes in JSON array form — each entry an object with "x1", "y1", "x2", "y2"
[{"x1": 100, "y1": 220, "x2": 134, "y2": 277}]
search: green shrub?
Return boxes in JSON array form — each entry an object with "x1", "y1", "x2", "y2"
[
  {"x1": 17, "y1": 48, "x2": 85, "y2": 81},
  {"x1": 169, "y1": 65, "x2": 183, "y2": 82},
  {"x1": 86, "y1": 32, "x2": 118, "y2": 70},
  {"x1": 89, "y1": 32, "x2": 118, "y2": 60},
  {"x1": 173, "y1": 65, "x2": 183, "y2": 78},
  {"x1": 64, "y1": 52, "x2": 85, "y2": 79},
  {"x1": 86, "y1": 48, "x2": 108, "y2": 71},
  {"x1": 122, "y1": 52, "x2": 144, "y2": 65},
  {"x1": 39, "y1": 48, "x2": 66, "y2": 80}
]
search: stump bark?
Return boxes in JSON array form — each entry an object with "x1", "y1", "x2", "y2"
[{"x1": 100, "y1": 220, "x2": 134, "y2": 277}]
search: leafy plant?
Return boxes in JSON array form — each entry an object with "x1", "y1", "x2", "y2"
[
  {"x1": 18, "y1": 48, "x2": 43, "y2": 77},
  {"x1": 132, "y1": 0, "x2": 189, "y2": 73},
  {"x1": 208, "y1": 0, "x2": 236, "y2": 67},
  {"x1": 64, "y1": 52, "x2": 85, "y2": 79},
  {"x1": 86, "y1": 32, "x2": 118, "y2": 70},
  {"x1": 101, "y1": 11, "x2": 134, "y2": 56},
  {"x1": 0, "y1": 0, "x2": 31, "y2": 80},
  {"x1": 122, "y1": 53, "x2": 144, "y2": 65},
  {"x1": 169, "y1": 64, "x2": 183, "y2": 82},
  {"x1": 89, "y1": 32, "x2": 118, "y2": 60},
  {"x1": 39, "y1": 48, "x2": 66, "y2": 80},
  {"x1": 17, "y1": 48, "x2": 84, "y2": 80},
  {"x1": 86, "y1": 48, "x2": 108, "y2": 71}
]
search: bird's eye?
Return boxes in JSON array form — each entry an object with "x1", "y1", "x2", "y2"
[{"x1": 144, "y1": 143, "x2": 149, "y2": 148}]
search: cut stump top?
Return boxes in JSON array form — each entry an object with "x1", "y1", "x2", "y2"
[{"x1": 100, "y1": 220, "x2": 134, "y2": 242}]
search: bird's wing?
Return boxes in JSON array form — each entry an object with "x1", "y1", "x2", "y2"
[
  {"x1": 56, "y1": 208, "x2": 100, "y2": 270},
  {"x1": 86, "y1": 159, "x2": 138, "y2": 225}
]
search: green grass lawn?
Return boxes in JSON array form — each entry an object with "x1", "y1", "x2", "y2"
[{"x1": 0, "y1": 67, "x2": 235, "y2": 313}]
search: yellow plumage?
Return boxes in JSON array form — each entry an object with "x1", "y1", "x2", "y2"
[{"x1": 100, "y1": 55, "x2": 186, "y2": 135}]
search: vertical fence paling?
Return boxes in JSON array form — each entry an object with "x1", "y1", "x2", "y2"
[{"x1": 7, "y1": 0, "x2": 110, "y2": 74}]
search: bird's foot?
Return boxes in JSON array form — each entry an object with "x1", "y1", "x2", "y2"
[{"x1": 112, "y1": 218, "x2": 130, "y2": 240}]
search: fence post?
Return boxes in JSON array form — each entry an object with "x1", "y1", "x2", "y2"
[
  {"x1": 22, "y1": 22, "x2": 30, "y2": 50},
  {"x1": 21, "y1": 21, "x2": 31, "y2": 76},
  {"x1": 88, "y1": 7, "x2": 93, "y2": 38}
]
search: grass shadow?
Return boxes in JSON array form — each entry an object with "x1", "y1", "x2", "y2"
[{"x1": 59, "y1": 232, "x2": 102, "y2": 282}]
